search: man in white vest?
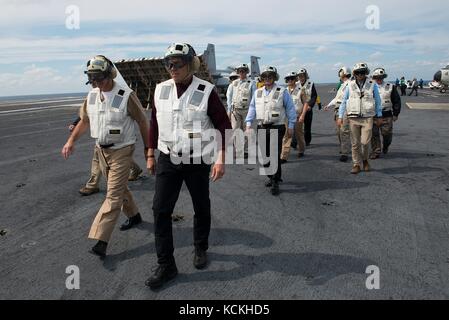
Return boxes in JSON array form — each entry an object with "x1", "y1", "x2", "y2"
[
  {"x1": 145, "y1": 43, "x2": 231, "y2": 290},
  {"x1": 281, "y1": 72, "x2": 308, "y2": 162},
  {"x1": 338, "y1": 62, "x2": 383, "y2": 174},
  {"x1": 245, "y1": 66, "x2": 297, "y2": 195},
  {"x1": 324, "y1": 67, "x2": 352, "y2": 162},
  {"x1": 297, "y1": 68, "x2": 317, "y2": 147},
  {"x1": 226, "y1": 63, "x2": 257, "y2": 159},
  {"x1": 370, "y1": 67, "x2": 401, "y2": 159},
  {"x1": 61, "y1": 55, "x2": 150, "y2": 257}
]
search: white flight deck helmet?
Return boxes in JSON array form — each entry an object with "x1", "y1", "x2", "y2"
[
  {"x1": 235, "y1": 63, "x2": 250, "y2": 72},
  {"x1": 297, "y1": 68, "x2": 309, "y2": 80},
  {"x1": 353, "y1": 62, "x2": 370, "y2": 75},
  {"x1": 229, "y1": 71, "x2": 239, "y2": 81},
  {"x1": 338, "y1": 66, "x2": 352, "y2": 78},
  {"x1": 260, "y1": 66, "x2": 279, "y2": 81},
  {"x1": 372, "y1": 67, "x2": 388, "y2": 79},
  {"x1": 284, "y1": 71, "x2": 298, "y2": 82},
  {"x1": 164, "y1": 43, "x2": 200, "y2": 73},
  {"x1": 85, "y1": 55, "x2": 117, "y2": 80}
]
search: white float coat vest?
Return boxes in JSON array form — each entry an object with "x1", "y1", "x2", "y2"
[
  {"x1": 231, "y1": 79, "x2": 254, "y2": 109},
  {"x1": 86, "y1": 83, "x2": 136, "y2": 149},
  {"x1": 298, "y1": 80, "x2": 314, "y2": 104},
  {"x1": 288, "y1": 85, "x2": 304, "y2": 115},
  {"x1": 154, "y1": 75, "x2": 215, "y2": 157},
  {"x1": 378, "y1": 82, "x2": 393, "y2": 112},
  {"x1": 255, "y1": 84, "x2": 286, "y2": 126},
  {"x1": 335, "y1": 80, "x2": 350, "y2": 111},
  {"x1": 346, "y1": 79, "x2": 376, "y2": 118}
]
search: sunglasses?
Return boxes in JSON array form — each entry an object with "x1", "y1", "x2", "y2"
[
  {"x1": 164, "y1": 60, "x2": 187, "y2": 70},
  {"x1": 354, "y1": 71, "x2": 366, "y2": 76},
  {"x1": 285, "y1": 77, "x2": 297, "y2": 82}
]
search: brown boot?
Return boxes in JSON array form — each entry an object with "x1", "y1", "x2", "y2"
[
  {"x1": 351, "y1": 165, "x2": 361, "y2": 174},
  {"x1": 363, "y1": 160, "x2": 370, "y2": 172},
  {"x1": 369, "y1": 153, "x2": 380, "y2": 160},
  {"x1": 79, "y1": 187, "x2": 100, "y2": 196}
]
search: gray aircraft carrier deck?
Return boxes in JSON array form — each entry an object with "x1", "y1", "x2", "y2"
[{"x1": 0, "y1": 85, "x2": 448, "y2": 299}]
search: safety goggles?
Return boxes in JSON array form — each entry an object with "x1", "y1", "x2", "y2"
[
  {"x1": 87, "y1": 73, "x2": 107, "y2": 83},
  {"x1": 261, "y1": 74, "x2": 275, "y2": 81},
  {"x1": 164, "y1": 59, "x2": 187, "y2": 70}
]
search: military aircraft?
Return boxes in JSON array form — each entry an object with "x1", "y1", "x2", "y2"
[
  {"x1": 433, "y1": 65, "x2": 449, "y2": 93},
  {"x1": 202, "y1": 43, "x2": 261, "y2": 97}
]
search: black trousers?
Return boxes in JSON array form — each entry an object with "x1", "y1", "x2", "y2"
[
  {"x1": 304, "y1": 110, "x2": 313, "y2": 145},
  {"x1": 152, "y1": 153, "x2": 211, "y2": 266},
  {"x1": 258, "y1": 124, "x2": 286, "y2": 182},
  {"x1": 409, "y1": 87, "x2": 418, "y2": 96}
]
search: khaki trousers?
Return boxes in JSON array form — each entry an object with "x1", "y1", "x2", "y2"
[
  {"x1": 349, "y1": 117, "x2": 373, "y2": 166},
  {"x1": 371, "y1": 117, "x2": 393, "y2": 155},
  {"x1": 334, "y1": 111, "x2": 351, "y2": 156},
  {"x1": 88, "y1": 145, "x2": 139, "y2": 242},
  {"x1": 85, "y1": 147, "x2": 141, "y2": 189},
  {"x1": 281, "y1": 121, "x2": 305, "y2": 160},
  {"x1": 231, "y1": 108, "x2": 249, "y2": 157}
]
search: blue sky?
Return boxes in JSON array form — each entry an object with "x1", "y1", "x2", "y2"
[{"x1": 0, "y1": 0, "x2": 448, "y2": 96}]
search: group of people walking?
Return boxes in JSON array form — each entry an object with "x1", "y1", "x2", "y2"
[{"x1": 61, "y1": 43, "x2": 401, "y2": 291}]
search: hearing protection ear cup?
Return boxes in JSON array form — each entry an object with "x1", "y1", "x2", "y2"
[
  {"x1": 191, "y1": 56, "x2": 201, "y2": 73},
  {"x1": 110, "y1": 67, "x2": 117, "y2": 79}
]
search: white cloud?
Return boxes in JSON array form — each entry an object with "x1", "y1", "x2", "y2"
[{"x1": 316, "y1": 46, "x2": 328, "y2": 53}]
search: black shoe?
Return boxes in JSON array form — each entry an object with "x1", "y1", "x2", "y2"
[
  {"x1": 244, "y1": 152, "x2": 249, "y2": 159},
  {"x1": 193, "y1": 248, "x2": 208, "y2": 270},
  {"x1": 120, "y1": 212, "x2": 142, "y2": 231},
  {"x1": 145, "y1": 263, "x2": 178, "y2": 290},
  {"x1": 298, "y1": 153, "x2": 304, "y2": 158},
  {"x1": 271, "y1": 182, "x2": 280, "y2": 196},
  {"x1": 89, "y1": 240, "x2": 107, "y2": 258},
  {"x1": 339, "y1": 155, "x2": 348, "y2": 162},
  {"x1": 382, "y1": 146, "x2": 389, "y2": 154},
  {"x1": 265, "y1": 179, "x2": 273, "y2": 187},
  {"x1": 280, "y1": 159, "x2": 287, "y2": 164}
]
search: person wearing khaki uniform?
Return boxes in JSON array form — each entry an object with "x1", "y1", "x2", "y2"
[
  {"x1": 324, "y1": 67, "x2": 352, "y2": 162},
  {"x1": 70, "y1": 116, "x2": 143, "y2": 196},
  {"x1": 62, "y1": 55, "x2": 150, "y2": 257},
  {"x1": 337, "y1": 62, "x2": 383, "y2": 174},
  {"x1": 369, "y1": 68, "x2": 401, "y2": 159},
  {"x1": 226, "y1": 63, "x2": 257, "y2": 159},
  {"x1": 281, "y1": 72, "x2": 307, "y2": 162}
]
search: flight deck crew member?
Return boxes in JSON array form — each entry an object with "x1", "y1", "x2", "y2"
[
  {"x1": 297, "y1": 68, "x2": 317, "y2": 146},
  {"x1": 145, "y1": 43, "x2": 232, "y2": 290},
  {"x1": 62, "y1": 55, "x2": 149, "y2": 257},
  {"x1": 226, "y1": 63, "x2": 257, "y2": 159},
  {"x1": 245, "y1": 66, "x2": 296, "y2": 196},
  {"x1": 369, "y1": 68, "x2": 401, "y2": 159},
  {"x1": 69, "y1": 116, "x2": 144, "y2": 196},
  {"x1": 281, "y1": 72, "x2": 307, "y2": 162},
  {"x1": 337, "y1": 62, "x2": 383, "y2": 174},
  {"x1": 324, "y1": 66, "x2": 352, "y2": 162}
]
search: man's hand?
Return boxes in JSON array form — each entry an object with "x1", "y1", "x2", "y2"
[
  {"x1": 61, "y1": 141, "x2": 74, "y2": 160},
  {"x1": 393, "y1": 116, "x2": 398, "y2": 122},
  {"x1": 68, "y1": 124, "x2": 75, "y2": 132},
  {"x1": 211, "y1": 163, "x2": 225, "y2": 182},
  {"x1": 287, "y1": 128, "x2": 294, "y2": 139},
  {"x1": 336, "y1": 118, "x2": 343, "y2": 127},
  {"x1": 147, "y1": 157, "x2": 156, "y2": 175},
  {"x1": 323, "y1": 104, "x2": 331, "y2": 111},
  {"x1": 298, "y1": 115, "x2": 305, "y2": 124},
  {"x1": 375, "y1": 118, "x2": 383, "y2": 127}
]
